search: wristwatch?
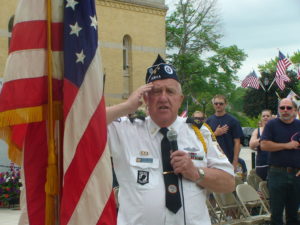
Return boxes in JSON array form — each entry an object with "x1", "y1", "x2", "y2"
[{"x1": 195, "y1": 167, "x2": 205, "y2": 184}]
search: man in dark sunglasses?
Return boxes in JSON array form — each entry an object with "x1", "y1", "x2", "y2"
[
  {"x1": 260, "y1": 98, "x2": 300, "y2": 225},
  {"x1": 206, "y1": 95, "x2": 243, "y2": 171}
]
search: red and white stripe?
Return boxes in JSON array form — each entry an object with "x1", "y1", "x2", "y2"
[
  {"x1": 61, "y1": 48, "x2": 116, "y2": 224},
  {"x1": 1, "y1": 1, "x2": 63, "y2": 224}
]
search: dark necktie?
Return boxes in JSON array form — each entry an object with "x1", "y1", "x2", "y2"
[{"x1": 160, "y1": 127, "x2": 182, "y2": 213}]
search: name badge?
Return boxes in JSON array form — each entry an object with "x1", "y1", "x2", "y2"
[{"x1": 136, "y1": 157, "x2": 153, "y2": 163}]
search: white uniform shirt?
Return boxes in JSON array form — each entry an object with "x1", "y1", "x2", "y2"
[{"x1": 108, "y1": 116, "x2": 234, "y2": 225}]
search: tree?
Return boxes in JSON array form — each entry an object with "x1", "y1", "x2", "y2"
[{"x1": 166, "y1": 0, "x2": 247, "y2": 114}]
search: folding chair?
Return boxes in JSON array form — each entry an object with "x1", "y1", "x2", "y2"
[
  {"x1": 259, "y1": 181, "x2": 270, "y2": 210},
  {"x1": 235, "y1": 176, "x2": 244, "y2": 187},
  {"x1": 236, "y1": 184, "x2": 271, "y2": 224},
  {"x1": 247, "y1": 169, "x2": 262, "y2": 191},
  {"x1": 213, "y1": 192, "x2": 266, "y2": 225},
  {"x1": 206, "y1": 198, "x2": 221, "y2": 225}
]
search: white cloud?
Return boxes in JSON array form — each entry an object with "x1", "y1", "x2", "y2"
[
  {"x1": 218, "y1": 0, "x2": 300, "y2": 80},
  {"x1": 165, "y1": 0, "x2": 300, "y2": 82}
]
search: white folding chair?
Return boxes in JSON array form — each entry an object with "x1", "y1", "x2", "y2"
[
  {"x1": 259, "y1": 181, "x2": 270, "y2": 210},
  {"x1": 236, "y1": 183, "x2": 270, "y2": 223},
  {"x1": 247, "y1": 169, "x2": 262, "y2": 191},
  {"x1": 213, "y1": 191, "x2": 266, "y2": 225}
]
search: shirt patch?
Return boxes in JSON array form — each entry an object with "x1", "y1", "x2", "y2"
[
  {"x1": 136, "y1": 157, "x2": 153, "y2": 163},
  {"x1": 184, "y1": 147, "x2": 198, "y2": 152},
  {"x1": 188, "y1": 152, "x2": 204, "y2": 160},
  {"x1": 137, "y1": 170, "x2": 149, "y2": 185},
  {"x1": 140, "y1": 151, "x2": 149, "y2": 156}
]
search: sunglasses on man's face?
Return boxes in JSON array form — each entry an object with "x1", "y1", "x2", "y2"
[
  {"x1": 214, "y1": 102, "x2": 224, "y2": 106},
  {"x1": 279, "y1": 106, "x2": 293, "y2": 110}
]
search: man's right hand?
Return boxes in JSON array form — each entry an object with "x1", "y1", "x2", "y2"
[
  {"x1": 285, "y1": 140, "x2": 300, "y2": 150},
  {"x1": 125, "y1": 83, "x2": 153, "y2": 113},
  {"x1": 106, "y1": 83, "x2": 153, "y2": 124},
  {"x1": 214, "y1": 125, "x2": 229, "y2": 136}
]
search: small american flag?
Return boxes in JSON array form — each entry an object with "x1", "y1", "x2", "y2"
[
  {"x1": 180, "y1": 108, "x2": 188, "y2": 117},
  {"x1": 275, "y1": 51, "x2": 292, "y2": 90},
  {"x1": 297, "y1": 67, "x2": 300, "y2": 80},
  {"x1": 241, "y1": 71, "x2": 260, "y2": 89}
]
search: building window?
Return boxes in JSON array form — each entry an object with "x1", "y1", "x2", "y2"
[{"x1": 122, "y1": 35, "x2": 132, "y2": 99}]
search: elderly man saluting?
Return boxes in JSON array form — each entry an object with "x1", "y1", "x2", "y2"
[
  {"x1": 106, "y1": 55, "x2": 234, "y2": 225},
  {"x1": 261, "y1": 98, "x2": 300, "y2": 225}
]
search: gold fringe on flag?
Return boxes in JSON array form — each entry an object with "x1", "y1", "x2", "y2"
[
  {"x1": 0, "y1": 102, "x2": 62, "y2": 128},
  {"x1": 0, "y1": 102, "x2": 62, "y2": 166},
  {"x1": 0, "y1": 127, "x2": 22, "y2": 165}
]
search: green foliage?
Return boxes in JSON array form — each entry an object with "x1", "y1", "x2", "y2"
[
  {"x1": 0, "y1": 163, "x2": 21, "y2": 207},
  {"x1": 166, "y1": 0, "x2": 247, "y2": 113},
  {"x1": 243, "y1": 70, "x2": 300, "y2": 117}
]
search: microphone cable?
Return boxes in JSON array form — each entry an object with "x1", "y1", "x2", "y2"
[{"x1": 179, "y1": 175, "x2": 186, "y2": 225}]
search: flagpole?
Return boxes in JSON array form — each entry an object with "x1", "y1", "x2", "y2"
[
  {"x1": 268, "y1": 78, "x2": 276, "y2": 92},
  {"x1": 45, "y1": 0, "x2": 58, "y2": 224},
  {"x1": 258, "y1": 79, "x2": 266, "y2": 92}
]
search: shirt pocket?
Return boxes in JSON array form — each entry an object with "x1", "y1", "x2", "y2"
[{"x1": 129, "y1": 156, "x2": 160, "y2": 190}]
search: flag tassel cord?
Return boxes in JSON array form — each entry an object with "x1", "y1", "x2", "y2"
[{"x1": 45, "y1": 0, "x2": 59, "y2": 224}]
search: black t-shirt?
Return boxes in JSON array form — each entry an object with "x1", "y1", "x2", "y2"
[
  {"x1": 206, "y1": 113, "x2": 243, "y2": 162},
  {"x1": 260, "y1": 118, "x2": 300, "y2": 168}
]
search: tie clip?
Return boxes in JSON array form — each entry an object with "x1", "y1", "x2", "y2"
[{"x1": 163, "y1": 171, "x2": 174, "y2": 175}]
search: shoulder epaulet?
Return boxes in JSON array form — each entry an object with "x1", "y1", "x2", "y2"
[{"x1": 128, "y1": 115, "x2": 146, "y2": 123}]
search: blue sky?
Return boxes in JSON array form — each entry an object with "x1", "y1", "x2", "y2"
[{"x1": 166, "y1": 0, "x2": 300, "y2": 82}]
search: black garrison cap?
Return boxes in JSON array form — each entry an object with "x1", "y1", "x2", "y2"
[{"x1": 145, "y1": 54, "x2": 179, "y2": 84}]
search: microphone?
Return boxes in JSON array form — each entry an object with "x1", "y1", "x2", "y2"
[{"x1": 167, "y1": 129, "x2": 178, "y2": 151}]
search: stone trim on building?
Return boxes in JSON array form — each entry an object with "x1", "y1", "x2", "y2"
[{"x1": 97, "y1": 0, "x2": 167, "y2": 16}]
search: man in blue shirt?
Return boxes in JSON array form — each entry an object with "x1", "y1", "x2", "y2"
[
  {"x1": 261, "y1": 98, "x2": 300, "y2": 225},
  {"x1": 206, "y1": 95, "x2": 243, "y2": 170}
]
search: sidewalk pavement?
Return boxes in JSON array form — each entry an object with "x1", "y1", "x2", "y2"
[{"x1": 0, "y1": 208, "x2": 21, "y2": 225}]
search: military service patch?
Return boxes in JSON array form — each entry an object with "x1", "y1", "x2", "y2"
[{"x1": 137, "y1": 170, "x2": 149, "y2": 185}]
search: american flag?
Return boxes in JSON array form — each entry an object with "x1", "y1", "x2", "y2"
[
  {"x1": 275, "y1": 51, "x2": 292, "y2": 90},
  {"x1": 180, "y1": 108, "x2": 188, "y2": 117},
  {"x1": 241, "y1": 71, "x2": 260, "y2": 89},
  {"x1": 61, "y1": 0, "x2": 116, "y2": 224},
  {"x1": 0, "y1": 0, "x2": 64, "y2": 224},
  {"x1": 297, "y1": 67, "x2": 300, "y2": 80},
  {"x1": 0, "y1": 0, "x2": 116, "y2": 224}
]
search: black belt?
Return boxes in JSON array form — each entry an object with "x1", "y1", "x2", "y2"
[{"x1": 270, "y1": 165, "x2": 300, "y2": 173}]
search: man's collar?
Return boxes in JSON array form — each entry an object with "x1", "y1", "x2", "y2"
[{"x1": 147, "y1": 116, "x2": 184, "y2": 137}]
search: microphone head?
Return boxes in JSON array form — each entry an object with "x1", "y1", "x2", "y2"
[{"x1": 167, "y1": 129, "x2": 177, "y2": 142}]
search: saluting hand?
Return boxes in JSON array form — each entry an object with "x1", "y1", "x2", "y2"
[
  {"x1": 170, "y1": 150, "x2": 198, "y2": 182},
  {"x1": 126, "y1": 83, "x2": 153, "y2": 113}
]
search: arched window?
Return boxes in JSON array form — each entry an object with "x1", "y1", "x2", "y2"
[
  {"x1": 8, "y1": 15, "x2": 14, "y2": 48},
  {"x1": 122, "y1": 35, "x2": 132, "y2": 99}
]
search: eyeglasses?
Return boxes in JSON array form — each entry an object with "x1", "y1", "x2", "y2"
[
  {"x1": 214, "y1": 102, "x2": 224, "y2": 106},
  {"x1": 279, "y1": 106, "x2": 293, "y2": 110}
]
